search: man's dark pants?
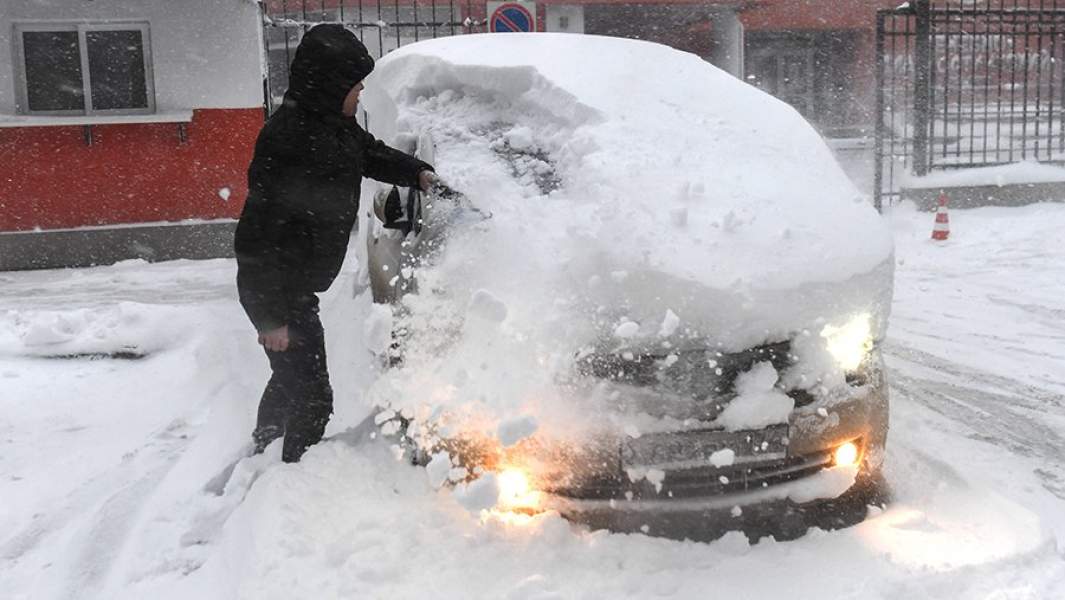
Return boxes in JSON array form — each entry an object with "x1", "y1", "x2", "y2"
[{"x1": 252, "y1": 296, "x2": 333, "y2": 463}]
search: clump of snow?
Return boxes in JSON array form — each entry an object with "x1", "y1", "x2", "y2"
[
  {"x1": 613, "y1": 321, "x2": 639, "y2": 339},
  {"x1": 379, "y1": 419, "x2": 401, "y2": 436},
  {"x1": 453, "y1": 472, "x2": 500, "y2": 512},
  {"x1": 374, "y1": 409, "x2": 398, "y2": 425},
  {"x1": 714, "y1": 362, "x2": 795, "y2": 431},
  {"x1": 658, "y1": 309, "x2": 680, "y2": 337},
  {"x1": 709, "y1": 448, "x2": 736, "y2": 468},
  {"x1": 467, "y1": 289, "x2": 508, "y2": 323},
  {"x1": 780, "y1": 327, "x2": 847, "y2": 392},
  {"x1": 426, "y1": 451, "x2": 453, "y2": 488},
  {"x1": 362, "y1": 303, "x2": 394, "y2": 354},
  {"x1": 645, "y1": 468, "x2": 666, "y2": 493},
  {"x1": 497, "y1": 415, "x2": 539, "y2": 447},
  {"x1": 786, "y1": 464, "x2": 858, "y2": 504},
  {"x1": 448, "y1": 466, "x2": 469, "y2": 482},
  {"x1": 504, "y1": 125, "x2": 535, "y2": 151},
  {"x1": 625, "y1": 467, "x2": 667, "y2": 493}
]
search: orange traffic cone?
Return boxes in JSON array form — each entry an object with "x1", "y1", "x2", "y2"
[{"x1": 931, "y1": 192, "x2": 950, "y2": 241}]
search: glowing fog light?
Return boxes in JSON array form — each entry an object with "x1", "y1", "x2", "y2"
[
  {"x1": 497, "y1": 468, "x2": 542, "y2": 512},
  {"x1": 821, "y1": 314, "x2": 874, "y2": 372},
  {"x1": 833, "y1": 441, "x2": 860, "y2": 467}
]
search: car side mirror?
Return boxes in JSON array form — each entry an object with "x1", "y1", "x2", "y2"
[
  {"x1": 375, "y1": 185, "x2": 423, "y2": 236},
  {"x1": 374, "y1": 186, "x2": 406, "y2": 231}
]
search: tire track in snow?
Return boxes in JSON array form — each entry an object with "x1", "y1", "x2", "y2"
[
  {"x1": 885, "y1": 340, "x2": 1065, "y2": 499},
  {"x1": 0, "y1": 419, "x2": 192, "y2": 599},
  {"x1": 886, "y1": 340, "x2": 1065, "y2": 410},
  {"x1": 987, "y1": 295, "x2": 1065, "y2": 323},
  {"x1": 58, "y1": 459, "x2": 182, "y2": 598}
]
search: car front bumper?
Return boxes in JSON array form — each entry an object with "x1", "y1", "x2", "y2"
[
  {"x1": 538, "y1": 352, "x2": 891, "y2": 540},
  {"x1": 544, "y1": 467, "x2": 885, "y2": 541}
]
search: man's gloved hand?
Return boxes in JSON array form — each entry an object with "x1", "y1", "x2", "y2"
[
  {"x1": 418, "y1": 169, "x2": 437, "y2": 192},
  {"x1": 429, "y1": 180, "x2": 462, "y2": 201}
]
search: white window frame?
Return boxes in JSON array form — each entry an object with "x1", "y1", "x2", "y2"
[{"x1": 13, "y1": 21, "x2": 156, "y2": 116}]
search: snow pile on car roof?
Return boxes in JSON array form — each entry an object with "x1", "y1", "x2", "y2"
[{"x1": 365, "y1": 33, "x2": 891, "y2": 286}]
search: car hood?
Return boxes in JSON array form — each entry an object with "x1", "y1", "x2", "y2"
[{"x1": 570, "y1": 256, "x2": 894, "y2": 353}]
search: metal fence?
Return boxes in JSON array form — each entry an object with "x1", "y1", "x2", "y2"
[
  {"x1": 260, "y1": 0, "x2": 486, "y2": 113},
  {"x1": 875, "y1": 0, "x2": 1065, "y2": 209}
]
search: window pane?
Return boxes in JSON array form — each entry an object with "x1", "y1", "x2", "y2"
[
  {"x1": 86, "y1": 30, "x2": 148, "y2": 110},
  {"x1": 22, "y1": 31, "x2": 84, "y2": 112}
]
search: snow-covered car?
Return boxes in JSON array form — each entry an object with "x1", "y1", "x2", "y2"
[{"x1": 358, "y1": 34, "x2": 894, "y2": 539}]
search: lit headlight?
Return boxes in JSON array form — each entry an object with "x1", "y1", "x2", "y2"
[
  {"x1": 497, "y1": 468, "x2": 543, "y2": 512},
  {"x1": 833, "y1": 440, "x2": 861, "y2": 467},
  {"x1": 821, "y1": 314, "x2": 874, "y2": 372}
]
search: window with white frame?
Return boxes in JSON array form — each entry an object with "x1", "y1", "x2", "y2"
[{"x1": 14, "y1": 22, "x2": 155, "y2": 115}]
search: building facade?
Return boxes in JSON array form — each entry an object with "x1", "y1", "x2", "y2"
[
  {"x1": 0, "y1": 0, "x2": 264, "y2": 269},
  {"x1": 536, "y1": 0, "x2": 897, "y2": 137}
]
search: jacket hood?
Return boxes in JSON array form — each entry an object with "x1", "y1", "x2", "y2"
[{"x1": 286, "y1": 24, "x2": 374, "y2": 116}]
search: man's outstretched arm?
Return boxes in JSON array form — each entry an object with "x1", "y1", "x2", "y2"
[{"x1": 355, "y1": 126, "x2": 435, "y2": 189}]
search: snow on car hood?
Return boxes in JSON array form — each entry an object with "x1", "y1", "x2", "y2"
[{"x1": 361, "y1": 34, "x2": 894, "y2": 438}]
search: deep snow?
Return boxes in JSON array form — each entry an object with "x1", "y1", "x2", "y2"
[{"x1": 2, "y1": 202, "x2": 1064, "y2": 599}]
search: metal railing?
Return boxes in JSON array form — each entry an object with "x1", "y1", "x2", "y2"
[
  {"x1": 875, "y1": 0, "x2": 1065, "y2": 209},
  {"x1": 260, "y1": 0, "x2": 486, "y2": 113}
]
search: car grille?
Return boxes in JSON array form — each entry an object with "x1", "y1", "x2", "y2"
[
  {"x1": 576, "y1": 340, "x2": 816, "y2": 421},
  {"x1": 547, "y1": 449, "x2": 834, "y2": 501}
]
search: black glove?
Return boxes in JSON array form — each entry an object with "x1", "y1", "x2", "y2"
[{"x1": 429, "y1": 180, "x2": 461, "y2": 201}]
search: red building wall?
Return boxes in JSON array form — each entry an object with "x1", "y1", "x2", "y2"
[
  {"x1": 0, "y1": 108, "x2": 262, "y2": 232},
  {"x1": 739, "y1": 0, "x2": 900, "y2": 31},
  {"x1": 741, "y1": 0, "x2": 901, "y2": 97}
]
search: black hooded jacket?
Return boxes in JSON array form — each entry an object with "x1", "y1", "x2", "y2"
[{"x1": 234, "y1": 24, "x2": 432, "y2": 332}]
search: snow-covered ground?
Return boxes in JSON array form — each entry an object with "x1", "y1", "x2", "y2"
[{"x1": 2, "y1": 201, "x2": 1064, "y2": 599}]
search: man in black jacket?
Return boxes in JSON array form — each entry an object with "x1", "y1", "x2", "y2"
[{"x1": 234, "y1": 24, "x2": 433, "y2": 463}]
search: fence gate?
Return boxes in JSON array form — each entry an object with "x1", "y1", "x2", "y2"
[
  {"x1": 260, "y1": 0, "x2": 486, "y2": 114},
  {"x1": 875, "y1": 0, "x2": 1065, "y2": 209}
]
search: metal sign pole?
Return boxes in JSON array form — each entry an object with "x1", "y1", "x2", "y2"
[{"x1": 912, "y1": 0, "x2": 932, "y2": 176}]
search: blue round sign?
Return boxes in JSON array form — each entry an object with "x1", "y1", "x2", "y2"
[{"x1": 490, "y1": 3, "x2": 534, "y2": 33}]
